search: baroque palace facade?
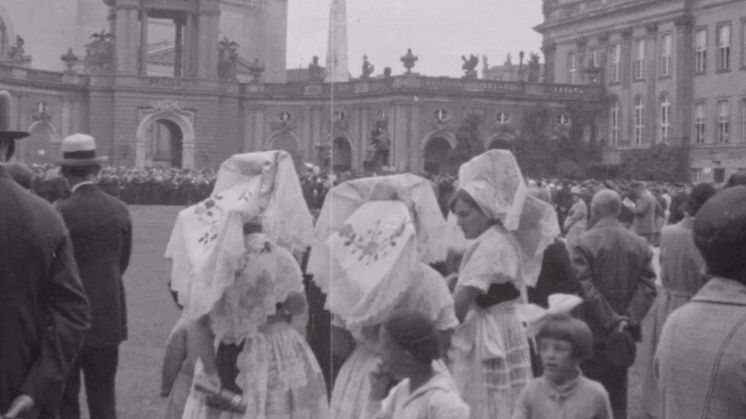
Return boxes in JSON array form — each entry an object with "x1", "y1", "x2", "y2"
[
  {"x1": 537, "y1": 0, "x2": 746, "y2": 183},
  {"x1": 0, "y1": 0, "x2": 602, "y2": 174}
]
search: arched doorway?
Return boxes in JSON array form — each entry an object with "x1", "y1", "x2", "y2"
[
  {"x1": 423, "y1": 136, "x2": 451, "y2": 174},
  {"x1": 23, "y1": 122, "x2": 61, "y2": 164},
  {"x1": 332, "y1": 137, "x2": 352, "y2": 172},
  {"x1": 146, "y1": 118, "x2": 183, "y2": 167},
  {"x1": 268, "y1": 132, "x2": 301, "y2": 170}
]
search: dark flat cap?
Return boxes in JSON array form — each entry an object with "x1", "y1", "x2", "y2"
[{"x1": 694, "y1": 186, "x2": 746, "y2": 278}]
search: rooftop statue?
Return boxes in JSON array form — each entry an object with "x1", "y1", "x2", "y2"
[
  {"x1": 308, "y1": 55, "x2": 324, "y2": 81},
  {"x1": 361, "y1": 55, "x2": 375, "y2": 80},
  {"x1": 461, "y1": 54, "x2": 479, "y2": 79}
]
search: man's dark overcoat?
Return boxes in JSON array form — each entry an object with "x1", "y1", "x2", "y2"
[
  {"x1": 0, "y1": 165, "x2": 91, "y2": 412},
  {"x1": 55, "y1": 183, "x2": 132, "y2": 347}
]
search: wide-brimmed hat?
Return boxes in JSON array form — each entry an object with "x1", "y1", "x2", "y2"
[
  {"x1": 58, "y1": 133, "x2": 108, "y2": 166},
  {"x1": 0, "y1": 90, "x2": 29, "y2": 140}
]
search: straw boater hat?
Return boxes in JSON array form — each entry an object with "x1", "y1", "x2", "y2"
[
  {"x1": 58, "y1": 133, "x2": 108, "y2": 166},
  {"x1": 0, "y1": 90, "x2": 29, "y2": 141}
]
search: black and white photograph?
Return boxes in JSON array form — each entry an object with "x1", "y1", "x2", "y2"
[{"x1": 1, "y1": 1, "x2": 745, "y2": 418}]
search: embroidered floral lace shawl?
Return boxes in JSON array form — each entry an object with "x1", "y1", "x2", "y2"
[
  {"x1": 310, "y1": 173, "x2": 448, "y2": 265},
  {"x1": 165, "y1": 151, "x2": 313, "y2": 321},
  {"x1": 310, "y1": 200, "x2": 419, "y2": 330}
]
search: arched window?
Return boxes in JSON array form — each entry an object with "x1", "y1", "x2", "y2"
[
  {"x1": 660, "y1": 93, "x2": 670, "y2": 143},
  {"x1": 634, "y1": 96, "x2": 645, "y2": 145}
]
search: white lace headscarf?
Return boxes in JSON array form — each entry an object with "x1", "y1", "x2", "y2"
[
  {"x1": 165, "y1": 150, "x2": 313, "y2": 322},
  {"x1": 308, "y1": 174, "x2": 446, "y2": 329},
  {"x1": 310, "y1": 173, "x2": 448, "y2": 265},
  {"x1": 457, "y1": 150, "x2": 560, "y2": 287},
  {"x1": 309, "y1": 200, "x2": 418, "y2": 330}
]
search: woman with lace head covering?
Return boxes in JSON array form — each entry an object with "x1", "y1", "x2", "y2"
[
  {"x1": 164, "y1": 151, "x2": 328, "y2": 419},
  {"x1": 308, "y1": 173, "x2": 459, "y2": 419},
  {"x1": 448, "y1": 150, "x2": 559, "y2": 419}
]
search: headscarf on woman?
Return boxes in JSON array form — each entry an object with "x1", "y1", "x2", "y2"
[
  {"x1": 307, "y1": 174, "x2": 458, "y2": 419},
  {"x1": 165, "y1": 150, "x2": 314, "y2": 326},
  {"x1": 457, "y1": 149, "x2": 559, "y2": 290},
  {"x1": 308, "y1": 173, "x2": 450, "y2": 328},
  {"x1": 449, "y1": 150, "x2": 559, "y2": 419}
]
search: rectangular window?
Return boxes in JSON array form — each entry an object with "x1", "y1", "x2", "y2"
[
  {"x1": 660, "y1": 34, "x2": 672, "y2": 76},
  {"x1": 695, "y1": 103, "x2": 706, "y2": 144},
  {"x1": 742, "y1": 20, "x2": 746, "y2": 68},
  {"x1": 591, "y1": 49, "x2": 599, "y2": 67},
  {"x1": 611, "y1": 103, "x2": 620, "y2": 146},
  {"x1": 568, "y1": 52, "x2": 577, "y2": 84},
  {"x1": 634, "y1": 39, "x2": 646, "y2": 79},
  {"x1": 635, "y1": 98, "x2": 645, "y2": 145},
  {"x1": 610, "y1": 44, "x2": 621, "y2": 82},
  {"x1": 661, "y1": 96, "x2": 671, "y2": 143},
  {"x1": 695, "y1": 29, "x2": 707, "y2": 73},
  {"x1": 718, "y1": 100, "x2": 730, "y2": 143},
  {"x1": 717, "y1": 23, "x2": 731, "y2": 71},
  {"x1": 742, "y1": 98, "x2": 746, "y2": 142}
]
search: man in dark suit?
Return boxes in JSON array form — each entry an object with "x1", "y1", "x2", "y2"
[
  {"x1": 570, "y1": 189, "x2": 657, "y2": 419},
  {"x1": 0, "y1": 90, "x2": 91, "y2": 419},
  {"x1": 55, "y1": 134, "x2": 132, "y2": 419}
]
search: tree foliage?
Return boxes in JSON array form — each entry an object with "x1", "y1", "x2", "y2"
[{"x1": 448, "y1": 112, "x2": 485, "y2": 167}]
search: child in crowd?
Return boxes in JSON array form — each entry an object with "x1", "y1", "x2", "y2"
[
  {"x1": 512, "y1": 313, "x2": 613, "y2": 419},
  {"x1": 160, "y1": 316, "x2": 215, "y2": 419},
  {"x1": 366, "y1": 310, "x2": 469, "y2": 419}
]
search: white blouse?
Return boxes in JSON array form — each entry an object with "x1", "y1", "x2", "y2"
[{"x1": 366, "y1": 371, "x2": 470, "y2": 419}]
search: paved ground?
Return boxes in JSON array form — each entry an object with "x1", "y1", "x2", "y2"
[{"x1": 75, "y1": 205, "x2": 655, "y2": 418}]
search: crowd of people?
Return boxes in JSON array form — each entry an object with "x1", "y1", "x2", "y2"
[{"x1": 2, "y1": 83, "x2": 745, "y2": 419}]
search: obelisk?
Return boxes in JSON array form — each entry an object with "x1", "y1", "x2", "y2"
[{"x1": 325, "y1": 0, "x2": 350, "y2": 83}]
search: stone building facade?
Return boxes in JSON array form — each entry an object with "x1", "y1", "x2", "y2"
[
  {"x1": 537, "y1": 0, "x2": 746, "y2": 182},
  {"x1": 0, "y1": 0, "x2": 603, "y2": 174}
]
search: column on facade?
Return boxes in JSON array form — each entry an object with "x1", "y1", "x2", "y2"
[
  {"x1": 183, "y1": 13, "x2": 196, "y2": 78},
  {"x1": 621, "y1": 28, "x2": 633, "y2": 146},
  {"x1": 196, "y1": 11, "x2": 219, "y2": 79},
  {"x1": 645, "y1": 24, "x2": 658, "y2": 145},
  {"x1": 673, "y1": 15, "x2": 694, "y2": 146},
  {"x1": 408, "y1": 105, "x2": 421, "y2": 172},
  {"x1": 541, "y1": 42, "x2": 556, "y2": 83},
  {"x1": 174, "y1": 15, "x2": 184, "y2": 77},
  {"x1": 391, "y1": 104, "x2": 409, "y2": 172},
  {"x1": 576, "y1": 37, "x2": 587, "y2": 83},
  {"x1": 115, "y1": 6, "x2": 138, "y2": 74},
  {"x1": 138, "y1": 9, "x2": 149, "y2": 76},
  {"x1": 350, "y1": 108, "x2": 362, "y2": 170}
]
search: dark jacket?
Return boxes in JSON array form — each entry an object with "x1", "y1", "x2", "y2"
[
  {"x1": 56, "y1": 183, "x2": 132, "y2": 347},
  {"x1": 570, "y1": 217, "x2": 657, "y2": 341},
  {"x1": 0, "y1": 166, "x2": 91, "y2": 412},
  {"x1": 528, "y1": 238, "x2": 579, "y2": 308}
]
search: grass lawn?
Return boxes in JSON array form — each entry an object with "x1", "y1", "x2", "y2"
[{"x1": 84, "y1": 205, "x2": 652, "y2": 418}]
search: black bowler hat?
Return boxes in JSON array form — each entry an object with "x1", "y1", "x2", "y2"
[
  {"x1": 0, "y1": 90, "x2": 29, "y2": 141},
  {"x1": 57, "y1": 133, "x2": 108, "y2": 166}
]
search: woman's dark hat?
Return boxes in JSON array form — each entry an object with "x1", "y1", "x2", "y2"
[
  {"x1": 0, "y1": 90, "x2": 29, "y2": 140},
  {"x1": 57, "y1": 133, "x2": 108, "y2": 166}
]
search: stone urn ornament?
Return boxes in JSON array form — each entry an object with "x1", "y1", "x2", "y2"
[
  {"x1": 400, "y1": 48, "x2": 418, "y2": 74},
  {"x1": 248, "y1": 58, "x2": 265, "y2": 82}
]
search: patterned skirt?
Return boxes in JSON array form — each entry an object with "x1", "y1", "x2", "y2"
[
  {"x1": 449, "y1": 303, "x2": 532, "y2": 419},
  {"x1": 182, "y1": 322, "x2": 329, "y2": 419}
]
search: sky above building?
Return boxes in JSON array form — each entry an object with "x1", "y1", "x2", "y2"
[{"x1": 287, "y1": 0, "x2": 544, "y2": 78}]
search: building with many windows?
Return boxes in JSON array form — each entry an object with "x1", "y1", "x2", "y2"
[
  {"x1": 537, "y1": 0, "x2": 746, "y2": 182},
  {"x1": 0, "y1": 0, "x2": 602, "y2": 174}
]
